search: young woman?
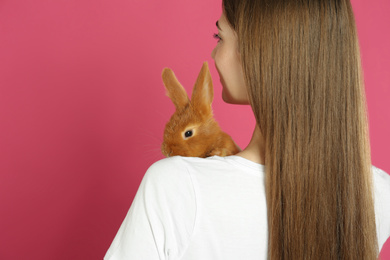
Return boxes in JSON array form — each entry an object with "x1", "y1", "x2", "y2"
[{"x1": 105, "y1": 0, "x2": 390, "y2": 259}]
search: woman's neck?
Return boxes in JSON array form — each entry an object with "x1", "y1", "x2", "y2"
[{"x1": 235, "y1": 124, "x2": 265, "y2": 165}]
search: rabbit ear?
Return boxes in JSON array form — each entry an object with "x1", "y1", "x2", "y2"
[
  {"x1": 191, "y1": 61, "x2": 213, "y2": 116},
  {"x1": 162, "y1": 68, "x2": 190, "y2": 110}
]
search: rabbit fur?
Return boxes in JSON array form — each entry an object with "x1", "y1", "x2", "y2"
[{"x1": 161, "y1": 61, "x2": 241, "y2": 158}]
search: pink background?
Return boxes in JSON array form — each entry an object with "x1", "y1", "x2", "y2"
[{"x1": 0, "y1": 0, "x2": 389, "y2": 259}]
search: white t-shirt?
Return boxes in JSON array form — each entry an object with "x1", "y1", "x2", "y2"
[{"x1": 104, "y1": 155, "x2": 390, "y2": 260}]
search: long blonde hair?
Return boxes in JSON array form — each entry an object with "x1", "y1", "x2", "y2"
[{"x1": 222, "y1": 0, "x2": 379, "y2": 259}]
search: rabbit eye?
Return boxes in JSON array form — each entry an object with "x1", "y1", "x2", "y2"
[{"x1": 184, "y1": 130, "x2": 193, "y2": 138}]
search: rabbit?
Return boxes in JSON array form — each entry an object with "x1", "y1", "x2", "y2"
[{"x1": 161, "y1": 61, "x2": 241, "y2": 158}]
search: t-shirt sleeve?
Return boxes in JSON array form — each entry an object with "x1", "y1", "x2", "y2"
[
  {"x1": 373, "y1": 166, "x2": 390, "y2": 252},
  {"x1": 104, "y1": 156, "x2": 197, "y2": 260}
]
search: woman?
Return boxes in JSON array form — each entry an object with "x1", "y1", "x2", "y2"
[{"x1": 105, "y1": 0, "x2": 390, "y2": 259}]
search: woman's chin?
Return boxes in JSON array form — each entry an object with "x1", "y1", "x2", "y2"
[
  {"x1": 222, "y1": 91, "x2": 233, "y2": 104},
  {"x1": 222, "y1": 91, "x2": 248, "y2": 105}
]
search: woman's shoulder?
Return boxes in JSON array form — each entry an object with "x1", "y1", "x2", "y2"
[
  {"x1": 146, "y1": 155, "x2": 265, "y2": 182},
  {"x1": 141, "y1": 157, "x2": 197, "y2": 202},
  {"x1": 143, "y1": 155, "x2": 226, "y2": 184},
  {"x1": 144, "y1": 155, "x2": 245, "y2": 180},
  {"x1": 147, "y1": 155, "x2": 228, "y2": 171},
  {"x1": 147, "y1": 155, "x2": 184, "y2": 169},
  {"x1": 144, "y1": 156, "x2": 188, "y2": 180}
]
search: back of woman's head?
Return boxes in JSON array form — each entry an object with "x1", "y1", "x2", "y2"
[{"x1": 222, "y1": 0, "x2": 380, "y2": 259}]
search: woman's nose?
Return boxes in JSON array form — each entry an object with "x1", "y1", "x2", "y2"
[{"x1": 211, "y1": 47, "x2": 216, "y2": 60}]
